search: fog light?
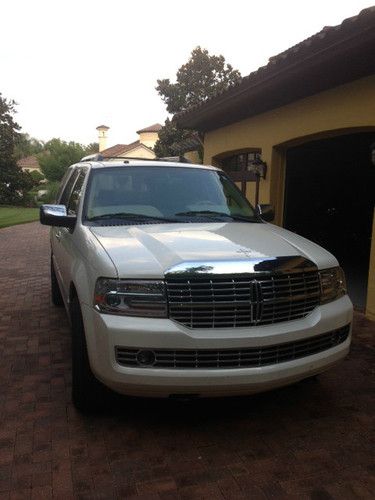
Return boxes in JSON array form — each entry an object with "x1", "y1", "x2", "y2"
[{"x1": 136, "y1": 350, "x2": 156, "y2": 366}]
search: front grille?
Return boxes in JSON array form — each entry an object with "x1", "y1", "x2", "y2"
[
  {"x1": 115, "y1": 324, "x2": 350, "y2": 369},
  {"x1": 166, "y1": 272, "x2": 320, "y2": 329}
]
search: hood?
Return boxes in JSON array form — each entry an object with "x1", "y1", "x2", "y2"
[{"x1": 90, "y1": 222, "x2": 338, "y2": 279}]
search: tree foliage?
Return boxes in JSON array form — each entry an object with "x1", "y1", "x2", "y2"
[
  {"x1": 85, "y1": 142, "x2": 99, "y2": 154},
  {"x1": 14, "y1": 133, "x2": 44, "y2": 160},
  {"x1": 0, "y1": 94, "x2": 34, "y2": 205},
  {"x1": 153, "y1": 119, "x2": 193, "y2": 158},
  {"x1": 29, "y1": 169, "x2": 45, "y2": 184},
  {"x1": 38, "y1": 139, "x2": 92, "y2": 181},
  {"x1": 155, "y1": 47, "x2": 241, "y2": 157},
  {"x1": 156, "y1": 46, "x2": 242, "y2": 114}
]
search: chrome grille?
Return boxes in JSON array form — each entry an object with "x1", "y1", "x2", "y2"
[
  {"x1": 115, "y1": 324, "x2": 350, "y2": 369},
  {"x1": 166, "y1": 272, "x2": 320, "y2": 329}
]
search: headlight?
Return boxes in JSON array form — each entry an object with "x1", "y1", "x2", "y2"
[
  {"x1": 94, "y1": 278, "x2": 167, "y2": 317},
  {"x1": 319, "y1": 267, "x2": 347, "y2": 304}
]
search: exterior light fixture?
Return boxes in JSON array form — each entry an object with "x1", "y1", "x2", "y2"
[{"x1": 247, "y1": 158, "x2": 267, "y2": 206}]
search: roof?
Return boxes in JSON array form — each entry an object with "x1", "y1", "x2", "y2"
[
  {"x1": 17, "y1": 155, "x2": 40, "y2": 169},
  {"x1": 99, "y1": 143, "x2": 128, "y2": 157},
  {"x1": 136, "y1": 123, "x2": 163, "y2": 134},
  {"x1": 100, "y1": 140, "x2": 154, "y2": 158},
  {"x1": 96, "y1": 125, "x2": 110, "y2": 130},
  {"x1": 175, "y1": 6, "x2": 375, "y2": 131},
  {"x1": 83, "y1": 160, "x2": 217, "y2": 170}
]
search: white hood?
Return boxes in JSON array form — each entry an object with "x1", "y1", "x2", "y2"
[{"x1": 90, "y1": 222, "x2": 338, "y2": 279}]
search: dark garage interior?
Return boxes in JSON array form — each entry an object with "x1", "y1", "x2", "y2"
[{"x1": 283, "y1": 132, "x2": 375, "y2": 308}]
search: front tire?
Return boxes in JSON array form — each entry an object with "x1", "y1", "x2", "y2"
[{"x1": 70, "y1": 297, "x2": 110, "y2": 413}]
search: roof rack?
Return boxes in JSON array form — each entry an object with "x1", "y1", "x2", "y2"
[
  {"x1": 80, "y1": 153, "x2": 104, "y2": 162},
  {"x1": 79, "y1": 154, "x2": 192, "y2": 164},
  {"x1": 158, "y1": 156, "x2": 192, "y2": 164}
]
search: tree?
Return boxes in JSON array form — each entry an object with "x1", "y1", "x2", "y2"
[
  {"x1": 156, "y1": 46, "x2": 242, "y2": 115},
  {"x1": 38, "y1": 139, "x2": 90, "y2": 181},
  {"x1": 85, "y1": 142, "x2": 99, "y2": 154},
  {"x1": 153, "y1": 118, "x2": 192, "y2": 158},
  {"x1": 154, "y1": 47, "x2": 241, "y2": 157},
  {"x1": 0, "y1": 94, "x2": 34, "y2": 204},
  {"x1": 29, "y1": 170, "x2": 45, "y2": 184},
  {"x1": 14, "y1": 133, "x2": 44, "y2": 160}
]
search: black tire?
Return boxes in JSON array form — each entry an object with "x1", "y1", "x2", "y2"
[
  {"x1": 300, "y1": 374, "x2": 319, "y2": 384},
  {"x1": 51, "y1": 257, "x2": 64, "y2": 306},
  {"x1": 70, "y1": 297, "x2": 111, "y2": 413}
]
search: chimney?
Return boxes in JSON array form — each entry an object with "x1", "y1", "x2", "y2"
[{"x1": 96, "y1": 125, "x2": 110, "y2": 152}]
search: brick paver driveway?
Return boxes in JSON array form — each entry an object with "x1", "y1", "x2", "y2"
[{"x1": 0, "y1": 222, "x2": 374, "y2": 500}]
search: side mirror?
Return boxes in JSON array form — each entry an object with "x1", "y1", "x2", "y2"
[
  {"x1": 40, "y1": 204, "x2": 76, "y2": 229},
  {"x1": 256, "y1": 204, "x2": 275, "y2": 222}
]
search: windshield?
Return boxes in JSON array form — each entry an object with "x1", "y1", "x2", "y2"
[{"x1": 84, "y1": 166, "x2": 257, "y2": 223}]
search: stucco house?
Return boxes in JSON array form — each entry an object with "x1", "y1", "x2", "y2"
[
  {"x1": 175, "y1": 7, "x2": 375, "y2": 320},
  {"x1": 17, "y1": 155, "x2": 41, "y2": 173},
  {"x1": 97, "y1": 123, "x2": 162, "y2": 159}
]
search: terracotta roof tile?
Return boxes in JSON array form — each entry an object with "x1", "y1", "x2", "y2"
[
  {"x1": 136, "y1": 123, "x2": 162, "y2": 134},
  {"x1": 100, "y1": 140, "x2": 154, "y2": 158},
  {"x1": 100, "y1": 144, "x2": 128, "y2": 157},
  {"x1": 17, "y1": 155, "x2": 40, "y2": 168}
]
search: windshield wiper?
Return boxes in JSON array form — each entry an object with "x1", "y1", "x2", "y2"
[
  {"x1": 87, "y1": 212, "x2": 178, "y2": 223},
  {"x1": 174, "y1": 210, "x2": 257, "y2": 222}
]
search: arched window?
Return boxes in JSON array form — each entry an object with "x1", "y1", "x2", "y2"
[{"x1": 215, "y1": 150, "x2": 261, "y2": 194}]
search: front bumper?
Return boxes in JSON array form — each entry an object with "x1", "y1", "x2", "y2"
[{"x1": 81, "y1": 295, "x2": 353, "y2": 397}]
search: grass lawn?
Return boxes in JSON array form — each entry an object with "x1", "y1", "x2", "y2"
[{"x1": 0, "y1": 206, "x2": 39, "y2": 229}]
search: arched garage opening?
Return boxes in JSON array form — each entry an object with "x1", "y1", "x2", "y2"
[{"x1": 283, "y1": 131, "x2": 375, "y2": 308}]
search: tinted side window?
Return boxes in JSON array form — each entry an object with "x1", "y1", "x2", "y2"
[
  {"x1": 56, "y1": 168, "x2": 74, "y2": 203},
  {"x1": 59, "y1": 170, "x2": 79, "y2": 206},
  {"x1": 67, "y1": 170, "x2": 87, "y2": 215}
]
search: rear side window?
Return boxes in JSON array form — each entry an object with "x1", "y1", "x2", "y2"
[
  {"x1": 59, "y1": 170, "x2": 79, "y2": 206},
  {"x1": 55, "y1": 169, "x2": 71, "y2": 202},
  {"x1": 67, "y1": 170, "x2": 87, "y2": 215}
]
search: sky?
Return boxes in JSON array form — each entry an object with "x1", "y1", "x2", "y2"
[{"x1": 1, "y1": 0, "x2": 373, "y2": 148}]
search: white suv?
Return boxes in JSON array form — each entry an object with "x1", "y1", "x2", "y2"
[{"x1": 40, "y1": 158, "x2": 353, "y2": 411}]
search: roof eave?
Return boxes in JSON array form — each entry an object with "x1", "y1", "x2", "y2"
[{"x1": 175, "y1": 23, "x2": 375, "y2": 132}]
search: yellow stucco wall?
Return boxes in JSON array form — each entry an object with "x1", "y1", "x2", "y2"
[
  {"x1": 138, "y1": 132, "x2": 159, "y2": 149},
  {"x1": 22, "y1": 167, "x2": 42, "y2": 173},
  {"x1": 98, "y1": 131, "x2": 108, "y2": 152},
  {"x1": 202, "y1": 75, "x2": 375, "y2": 319},
  {"x1": 184, "y1": 150, "x2": 201, "y2": 164},
  {"x1": 119, "y1": 146, "x2": 155, "y2": 159}
]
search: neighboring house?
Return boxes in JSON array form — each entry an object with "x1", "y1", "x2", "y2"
[
  {"x1": 97, "y1": 123, "x2": 162, "y2": 159},
  {"x1": 175, "y1": 7, "x2": 375, "y2": 320},
  {"x1": 97, "y1": 123, "x2": 202, "y2": 162},
  {"x1": 17, "y1": 155, "x2": 41, "y2": 173}
]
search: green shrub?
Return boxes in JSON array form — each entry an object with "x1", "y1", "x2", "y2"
[
  {"x1": 39, "y1": 181, "x2": 60, "y2": 203},
  {"x1": 21, "y1": 192, "x2": 38, "y2": 208},
  {"x1": 29, "y1": 170, "x2": 45, "y2": 184}
]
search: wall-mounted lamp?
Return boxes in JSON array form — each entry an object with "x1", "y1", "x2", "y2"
[
  {"x1": 247, "y1": 158, "x2": 267, "y2": 205},
  {"x1": 247, "y1": 158, "x2": 267, "y2": 179}
]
